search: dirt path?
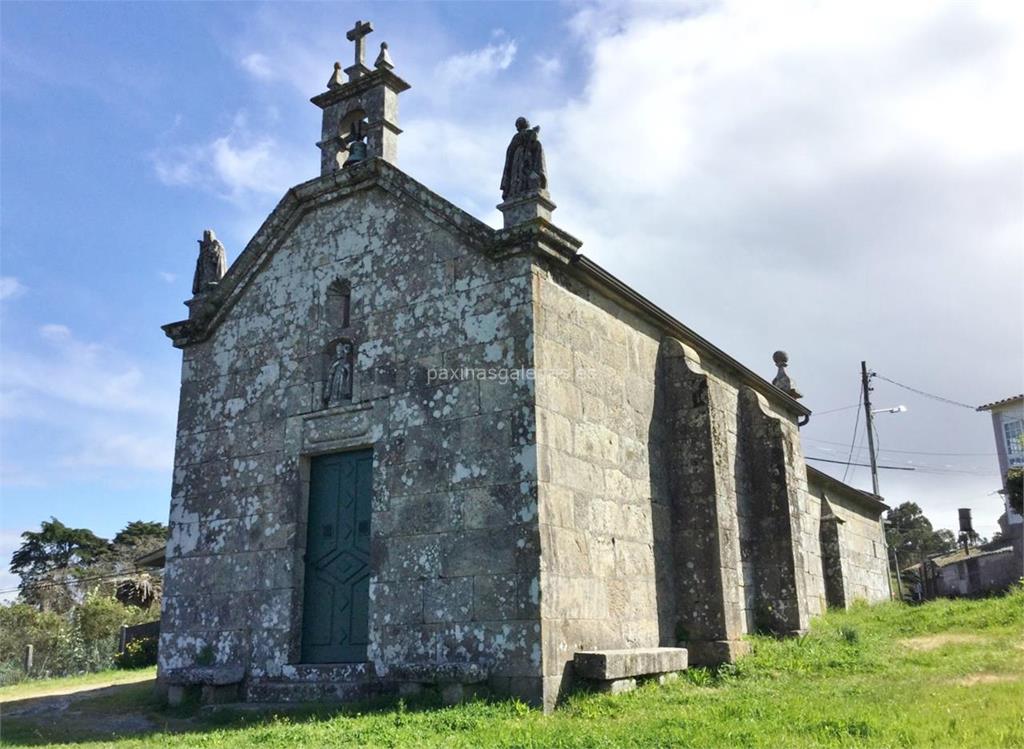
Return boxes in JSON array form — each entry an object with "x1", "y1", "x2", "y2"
[
  {"x1": 0, "y1": 677, "x2": 162, "y2": 742},
  {"x1": 0, "y1": 670, "x2": 155, "y2": 703}
]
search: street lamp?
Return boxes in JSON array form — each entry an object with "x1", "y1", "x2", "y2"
[{"x1": 872, "y1": 405, "x2": 907, "y2": 415}]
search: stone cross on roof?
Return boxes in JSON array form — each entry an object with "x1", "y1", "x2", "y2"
[{"x1": 344, "y1": 20, "x2": 374, "y2": 80}]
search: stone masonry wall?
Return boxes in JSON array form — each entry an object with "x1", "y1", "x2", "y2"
[
  {"x1": 807, "y1": 478, "x2": 890, "y2": 606},
  {"x1": 160, "y1": 184, "x2": 544, "y2": 704},
  {"x1": 832, "y1": 500, "x2": 889, "y2": 604},
  {"x1": 531, "y1": 262, "x2": 823, "y2": 707}
]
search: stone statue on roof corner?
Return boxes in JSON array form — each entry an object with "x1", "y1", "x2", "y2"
[
  {"x1": 500, "y1": 116, "x2": 548, "y2": 201},
  {"x1": 192, "y1": 229, "x2": 227, "y2": 296}
]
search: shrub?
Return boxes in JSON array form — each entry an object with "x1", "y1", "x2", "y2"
[
  {"x1": 0, "y1": 593, "x2": 151, "y2": 679},
  {"x1": 115, "y1": 636, "x2": 158, "y2": 669}
]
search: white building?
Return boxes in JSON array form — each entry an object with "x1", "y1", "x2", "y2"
[{"x1": 977, "y1": 394, "x2": 1024, "y2": 526}]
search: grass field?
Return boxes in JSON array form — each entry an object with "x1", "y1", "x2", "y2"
[{"x1": 1, "y1": 590, "x2": 1022, "y2": 748}]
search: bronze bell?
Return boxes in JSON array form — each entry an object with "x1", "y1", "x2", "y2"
[{"x1": 344, "y1": 140, "x2": 367, "y2": 167}]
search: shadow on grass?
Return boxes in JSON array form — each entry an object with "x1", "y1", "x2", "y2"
[{"x1": 0, "y1": 678, "x2": 515, "y2": 747}]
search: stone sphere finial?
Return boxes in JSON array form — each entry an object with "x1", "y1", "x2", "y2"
[{"x1": 771, "y1": 350, "x2": 802, "y2": 399}]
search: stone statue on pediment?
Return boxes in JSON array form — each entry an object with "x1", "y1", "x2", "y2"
[
  {"x1": 500, "y1": 117, "x2": 548, "y2": 201},
  {"x1": 192, "y1": 229, "x2": 227, "y2": 296}
]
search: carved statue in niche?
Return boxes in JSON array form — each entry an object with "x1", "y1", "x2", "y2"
[{"x1": 323, "y1": 339, "x2": 355, "y2": 406}]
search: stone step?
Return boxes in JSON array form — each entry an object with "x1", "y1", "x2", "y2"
[{"x1": 245, "y1": 678, "x2": 385, "y2": 703}]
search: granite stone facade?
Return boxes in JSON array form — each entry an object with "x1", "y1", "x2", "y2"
[
  {"x1": 158, "y1": 33, "x2": 891, "y2": 712},
  {"x1": 807, "y1": 467, "x2": 891, "y2": 608}
]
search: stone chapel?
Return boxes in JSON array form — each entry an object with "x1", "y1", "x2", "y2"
[{"x1": 157, "y1": 22, "x2": 891, "y2": 710}]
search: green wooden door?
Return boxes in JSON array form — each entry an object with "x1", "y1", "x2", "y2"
[{"x1": 301, "y1": 450, "x2": 373, "y2": 663}]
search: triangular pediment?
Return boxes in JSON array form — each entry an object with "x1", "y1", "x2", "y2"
[{"x1": 163, "y1": 159, "x2": 537, "y2": 348}]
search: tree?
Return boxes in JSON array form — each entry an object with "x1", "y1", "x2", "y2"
[
  {"x1": 885, "y1": 502, "x2": 957, "y2": 569},
  {"x1": 111, "y1": 521, "x2": 166, "y2": 553},
  {"x1": 1006, "y1": 468, "x2": 1023, "y2": 516},
  {"x1": 10, "y1": 519, "x2": 110, "y2": 610}
]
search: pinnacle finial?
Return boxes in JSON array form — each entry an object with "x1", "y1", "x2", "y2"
[
  {"x1": 327, "y1": 61, "x2": 345, "y2": 89},
  {"x1": 374, "y1": 41, "x2": 394, "y2": 71}
]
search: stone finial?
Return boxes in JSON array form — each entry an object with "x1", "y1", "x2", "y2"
[
  {"x1": 192, "y1": 229, "x2": 227, "y2": 296},
  {"x1": 374, "y1": 42, "x2": 394, "y2": 71},
  {"x1": 771, "y1": 350, "x2": 803, "y2": 399},
  {"x1": 327, "y1": 61, "x2": 345, "y2": 90},
  {"x1": 497, "y1": 116, "x2": 555, "y2": 228}
]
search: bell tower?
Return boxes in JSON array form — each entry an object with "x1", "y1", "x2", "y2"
[{"x1": 311, "y1": 20, "x2": 411, "y2": 175}]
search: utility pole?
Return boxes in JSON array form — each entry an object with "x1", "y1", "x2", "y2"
[
  {"x1": 864, "y1": 360, "x2": 902, "y2": 598},
  {"x1": 861, "y1": 361, "x2": 880, "y2": 496}
]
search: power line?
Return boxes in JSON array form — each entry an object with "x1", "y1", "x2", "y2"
[
  {"x1": 803, "y1": 436, "x2": 996, "y2": 457},
  {"x1": 875, "y1": 374, "x2": 976, "y2": 410},
  {"x1": 0, "y1": 568, "x2": 156, "y2": 596},
  {"x1": 813, "y1": 404, "x2": 861, "y2": 416},
  {"x1": 807, "y1": 457, "x2": 915, "y2": 471},
  {"x1": 842, "y1": 388, "x2": 863, "y2": 483},
  {"x1": 807, "y1": 455, "x2": 996, "y2": 477}
]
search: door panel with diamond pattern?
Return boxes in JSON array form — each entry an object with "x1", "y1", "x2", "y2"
[{"x1": 301, "y1": 449, "x2": 373, "y2": 663}]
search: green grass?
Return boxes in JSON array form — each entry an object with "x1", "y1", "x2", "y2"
[
  {"x1": 0, "y1": 667, "x2": 156, "y2": 702},
  {"x1": 2, "y1": 592, "x2": 1022, "y2": 748}
]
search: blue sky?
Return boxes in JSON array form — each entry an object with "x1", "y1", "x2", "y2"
[{"x1": 2, "y1": 1, "x2": 1022, "y2": 593}]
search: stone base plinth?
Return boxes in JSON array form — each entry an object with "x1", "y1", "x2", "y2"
[
  {"x1": 497, "y1": 191, "x2": 556, "y2": 228},
  {"x1": 686, "y1": 639, "x2": 751, "y2": 667}
]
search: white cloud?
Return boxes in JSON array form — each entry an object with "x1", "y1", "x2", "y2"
[
  {"x1": 0, "y1": 325, "x2": 177, "y2": 482},
  {"x1": 535, "y1": 54, "x2": 562, "y2": 77},
  {"x1": 63, "y1": 432, "x2": 174, "y2": 472},
  {"x1": 0, "y1": 276, "x2": 26, "y2": 300},
  {"x1": 151, "y1": 115, "x2": 308, "y2": 204},
  {"x1": 159, "y1": 271, "x2": 177, "y2": 284},
  {"x1": 535, "y1": 0, "x2": 1021, "y2": 532},
  {"x1": 435, "y1": 35, "x2": 517, "y2": 87},
  {"x1": 240, "y1": 51, "x2": 274, "y2": 80}
]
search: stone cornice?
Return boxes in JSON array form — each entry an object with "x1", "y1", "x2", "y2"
[
  {"x1": 568, "y1": 255, "x2": 812, "y2": 419},
  {"x1": 310, "y1": 69, "x2": 411, "y2": 109},
  {"x1": 491, "y1": 220, "x2": 582, "y2": 264},
  {"x1": 807, "y1": 465, "x2": 889, "y2": 514}
]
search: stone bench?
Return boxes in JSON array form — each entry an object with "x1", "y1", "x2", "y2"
[
  {"x1": 162, "y1": 665, "x2": 245, "y2": 706},
  {"x1": 573, "y1": 647, "x2": 688, "y2": 694}
]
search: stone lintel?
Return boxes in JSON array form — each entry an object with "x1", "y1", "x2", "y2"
[
  {"x1": 573, "y1": 647, "x2": 688, "y2": 681},
  {"x1": 310, "y1": 68, "x2": 411, "y2": 108},
  {"x1": 686, "y1": 639, "x2": 751, "y2": 667}
]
